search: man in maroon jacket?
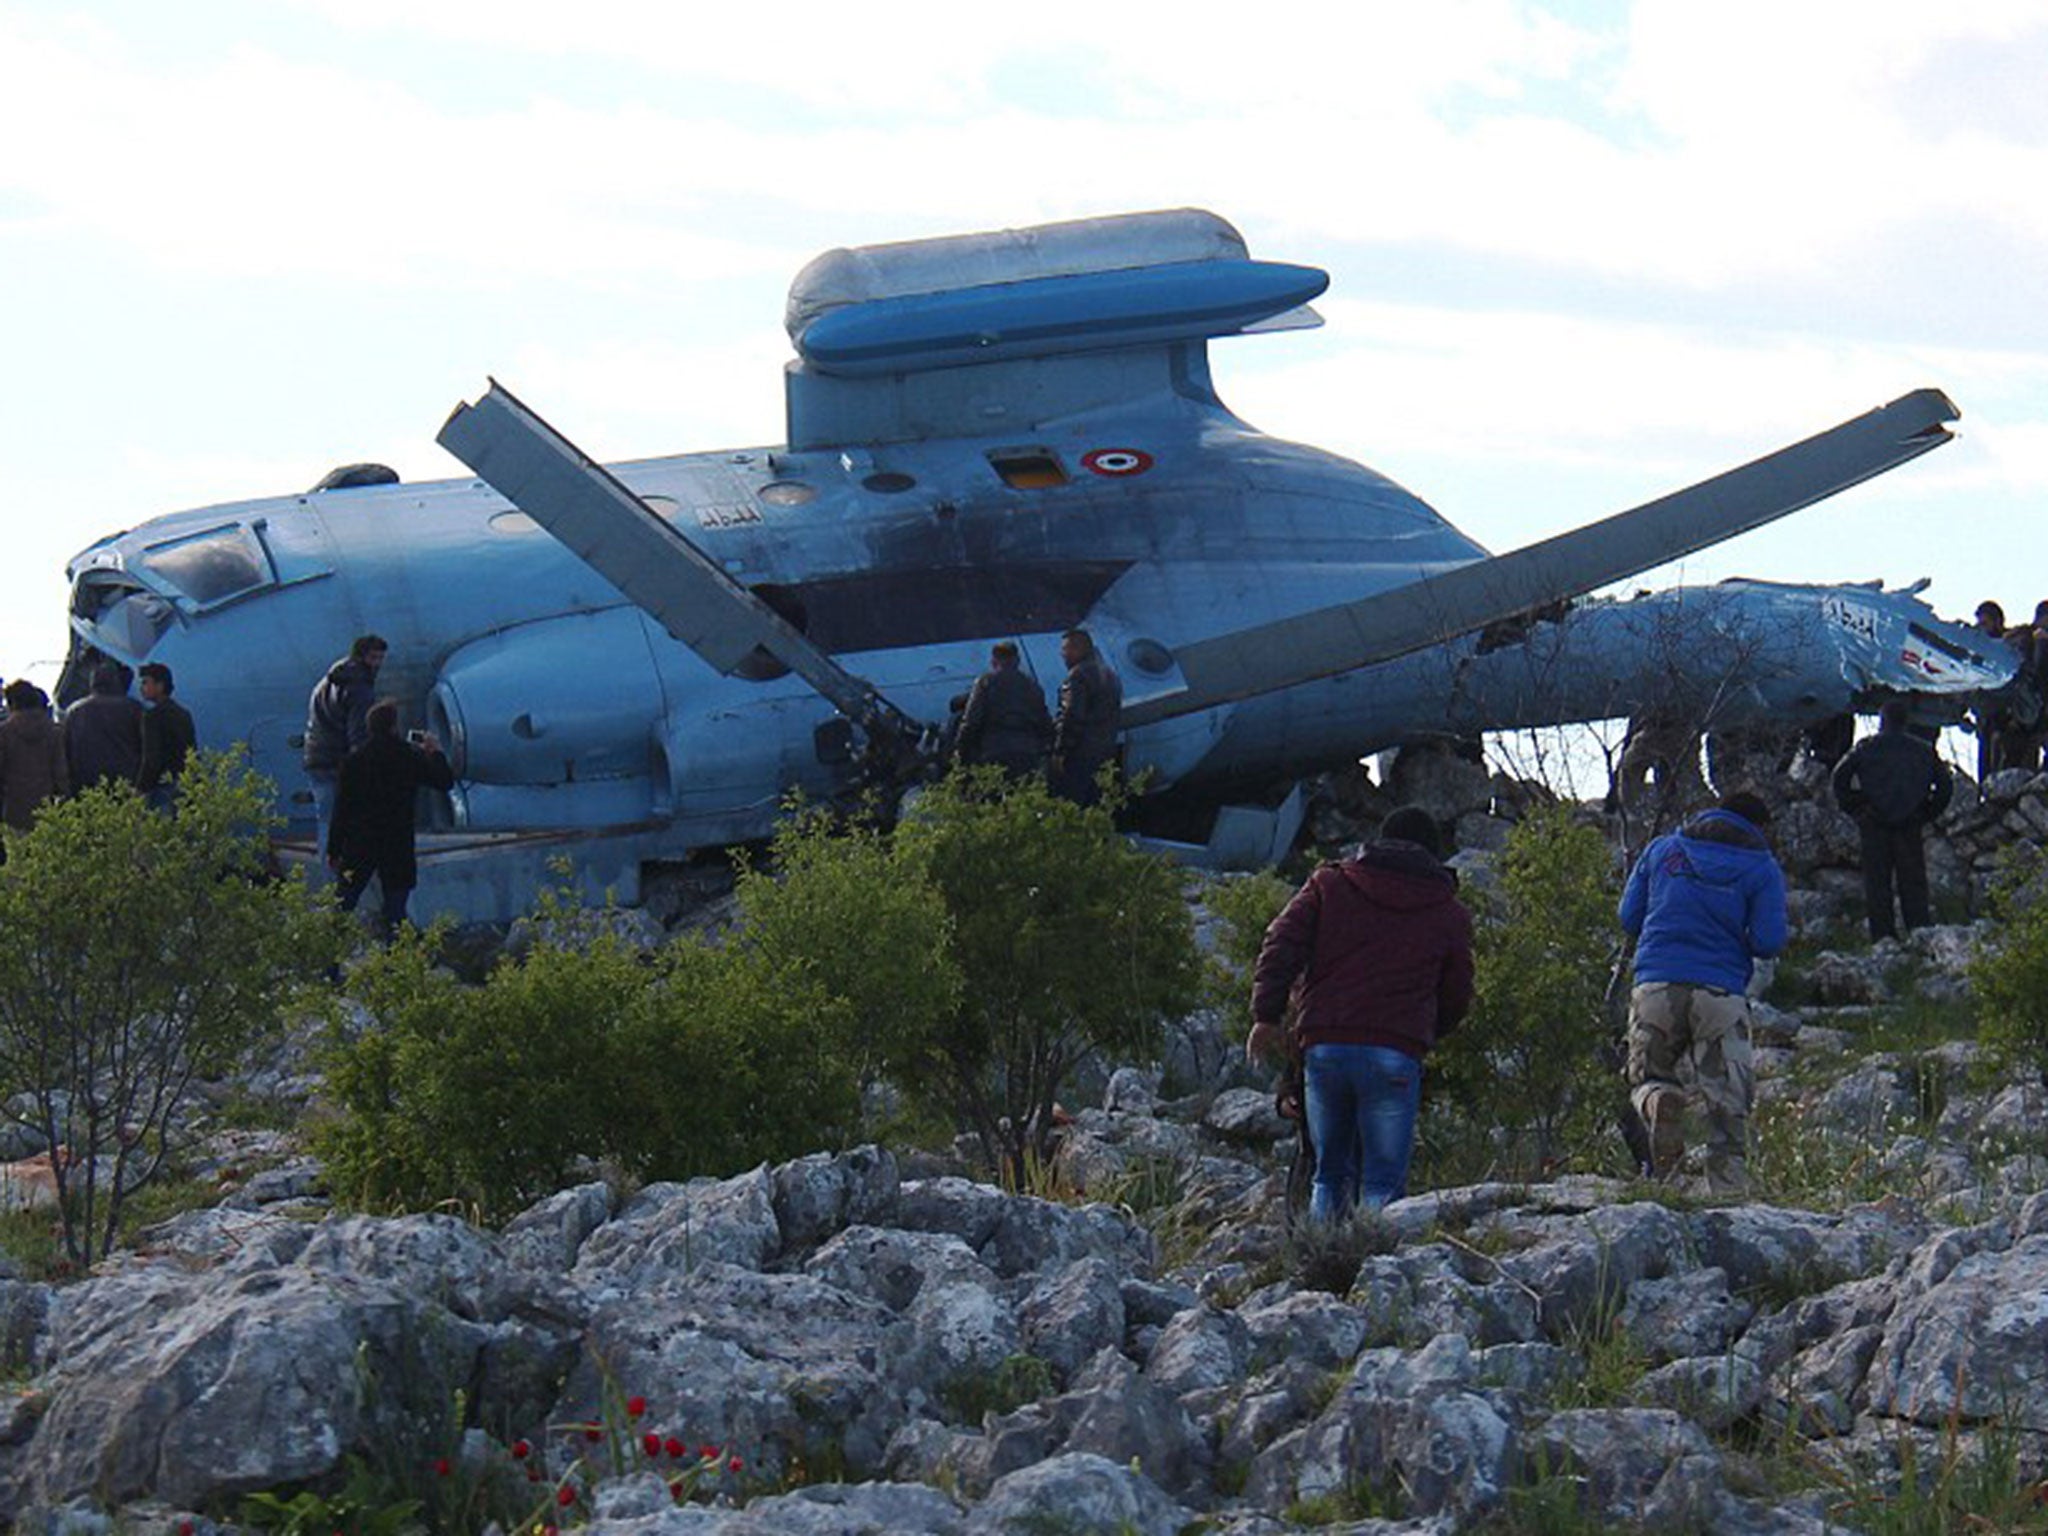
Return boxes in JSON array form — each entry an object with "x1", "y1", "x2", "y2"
[{"x1": 1248, "y1": 806, "x2": 1475, "y2": 1219}]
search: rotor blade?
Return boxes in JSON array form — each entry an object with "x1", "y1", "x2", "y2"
[
  {"x1": 438, "y1": 381, "x2": 911, "y2": 733},
  {"x1": 1123, "y1": 387, "x2": 1958, "y2": 728}
]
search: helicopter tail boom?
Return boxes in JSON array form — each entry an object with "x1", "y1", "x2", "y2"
[{"x1": 1123, "y1": 388, "x2": 1960, "y2": 727}]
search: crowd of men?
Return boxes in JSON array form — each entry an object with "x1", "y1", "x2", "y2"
[{"x1": 0, "y1": 661, "x2": 196, "y2": 851}]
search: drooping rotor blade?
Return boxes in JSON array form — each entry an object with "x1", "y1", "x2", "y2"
[
  {"x1": 1123, "y1": 387, "x2": 1958, "y2": 728},
  {"x1": 438, "y1": 381, "x2": 920, "y2": 739}
]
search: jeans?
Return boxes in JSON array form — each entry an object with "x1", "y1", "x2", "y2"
[{"x1": 1304, "y1": 1042, "x2": 1422, "y2": 1220}]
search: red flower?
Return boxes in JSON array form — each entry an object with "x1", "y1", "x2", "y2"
[
  {"x1": 434, "y1": 1458, "x2": 451, "y2": 1478},
  {"x1": 511, "y1": 1438, "x2": 532, "y2": 1460},
  {"x1": 665, "y1": 1436, "x2": 686, "y2": 1458},
  {"x1": 177, "y1": 1525, "x2": 195, "y2": 1536},
  {"x1": 642, "y1": 1432, "x2": 662, "y2": 1458},
  {"x1": 627, "y1": 1394, "x2": 648, "y2": 1418},
  {"x1": 556, "y1": 1484, "x2": 577, "y2": 1507},
  {"x1": 727, "y1": 1455, "x2": 744, "y2": 1474},
  {"x1": 699, "y1": 1443, "x2": 718, "y2": 1461},
  {"x1": 583, "y1": 1427, "x2": 602, "y2": 1443}
]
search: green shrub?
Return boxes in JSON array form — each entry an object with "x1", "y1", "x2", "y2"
[
  {"x1": 754, "y1": 770, "x2": 1200, "y2": 1184},
  {"x1": 612, "y1": 940, "x2": 861, "y2": 1179},
  {"x1": 0, "y1": 750, "x2": 349, "y2": 1266},
  {"x1": 1426, "y1": 805, "x2": 1623, "y2": 1180},
  {"x1": 319, "y1": 897, "x2": 866, "y2": 1224},
  {"x1": 320, "y1": 772, "x2": 1199, "y2": 1214},
  {"x1": 889, "y1": 771, "x2": 1201, "y2": 1182},
  {"x1": 1971, "y1": 847, "x2": 2048, "y2": 1085},
  {"x1": 319, "y1": 914, "x2": 649, "y2": 1220},
  {"x1": 735, "y1": 800, "x2": 961, "y2": 1092},
  {"x1": 1200, "y1": 870, "x2": 1294, "y2": 1042}
]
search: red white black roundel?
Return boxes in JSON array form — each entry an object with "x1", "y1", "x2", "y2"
[{"x1": 1082, "y1": 447, "x2": 1153, "y2": 477}]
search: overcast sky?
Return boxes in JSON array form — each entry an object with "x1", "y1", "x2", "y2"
[{"x1": 4, "y1": 0, "x2": 2045, "y2": 685}]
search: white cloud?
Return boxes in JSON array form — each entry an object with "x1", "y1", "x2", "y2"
[{"x1": 4, "y1": 0, "x2": 2046, "y2": 669}]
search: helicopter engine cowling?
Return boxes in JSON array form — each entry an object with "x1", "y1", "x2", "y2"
[{"x1": 427, "y1": 607, "x2": 667, "y2": 828}]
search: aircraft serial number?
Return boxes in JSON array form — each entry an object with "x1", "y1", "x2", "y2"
[{"x1": 697, "y1": 504, "x2": 764, "y2": 529}]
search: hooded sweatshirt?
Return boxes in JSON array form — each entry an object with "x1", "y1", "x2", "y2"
[
  {"x1": 1619, "y1": 807, "x2": 1788, "y2": 994},
  {"x1": 1251, "y1": 839, "x2": 1476, "y2": 1060}
]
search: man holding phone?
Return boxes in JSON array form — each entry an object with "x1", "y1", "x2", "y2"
[{"x1": 330, "y1": 699, "x2": 454, "y2": 939}]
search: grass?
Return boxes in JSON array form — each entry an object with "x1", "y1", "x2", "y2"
[
  {"x1": 0, "y1": 1166, "x2": 224, "y2": 1281},
  {"x1": 1285, "y1": 1208, "x2": 1401, "y2": 1295},
  {"x1": 940, "y1": 1352, "x2": 1056, "y2": 1426},
  {"x1": 1806, "y1": 1413, "x2": 2048, "y2": 1534},
  {"x1": 0, "y1": 1205, "x2": 64, "y2": 1281},
  {"x1": 1748, "y1": 1096, "x2": 1902, "y2": 1212},
  {"x1": 1283, "y1": 1474, "x2": 1406, "y2": 1526}
]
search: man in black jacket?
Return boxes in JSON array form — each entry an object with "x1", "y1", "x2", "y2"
[
  {"x1": 955, "y1": 641, "x2": 1053, "y2": 778},
  {"x1": 63, "y1": 662, "x2": 143, "y2": 793},
  {"x1": 330, "y1": 699, "x2": 453, "y2": 939},
  {"x1": 1050, "y1": 629, "x2": 1122, "y2": 806},
  {"x1": 1832, "y1": 699, "x2": 1955, "y2": 941},
  {"x1": 137, "y1": 662, "x2": 197, "y2": 811}
]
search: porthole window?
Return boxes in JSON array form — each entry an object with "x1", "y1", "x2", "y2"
[
  {"x1": 862, "y1": 471, "x2": 916, "y2": 494},
  {"x1": 759, "y1": 481, "x2": 817, "y2": 507},
  {"x1": 1126, "y1": 637, "x2": 1175, "y2": 676}
]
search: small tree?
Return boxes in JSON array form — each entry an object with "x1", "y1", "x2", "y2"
[
  {"x1": 889, "y1": 771, "x2": 1201, "y2": 1182},
  {"x1": 0, "y1": 751, "x2": 349, "y2": 1265},
  {"x1": 1428, "y1": 803, "x2": 1622, "y2": 1177},
  {"x1": 1971, "y1": 848, "x2": 2048, "y2": 1085},
  {"x1": 736, "y1": 800, "x2": 962, "y2": 1094}
]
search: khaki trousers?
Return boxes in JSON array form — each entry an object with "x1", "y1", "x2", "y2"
[{"x1": 1626, "y1": 982, "x2": 1754, "y2": 1195}]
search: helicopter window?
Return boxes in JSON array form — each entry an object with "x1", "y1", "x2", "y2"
[
  {"x1": 988, "y1": 449, "x2": 1067, "y2": 489},
  {"x1": 862, "y1": 471, "x2": 916, "y2": 494},
  {"x1": 138, "y1": 524, "x2": 273, "y2": 608},
  {"x1": 70, "y1": 573, "x2": 174, "y2": 655},
  {"x1": 759, "y1": 481, "x2": 816, "y2": 508}
]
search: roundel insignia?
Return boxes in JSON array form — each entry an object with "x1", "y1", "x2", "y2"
[{"x1": 1082, "y1": 447, "x2": 1154, "y2": 477}]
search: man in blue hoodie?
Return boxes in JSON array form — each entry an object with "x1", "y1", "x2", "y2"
[{"x1": 1618, "y1": 790, "x2": 1787, "y2": 1196}]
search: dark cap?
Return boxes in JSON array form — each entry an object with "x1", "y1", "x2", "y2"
[{"x1": 1379, "y1": 805, "x2": 1443, "y2": 858}]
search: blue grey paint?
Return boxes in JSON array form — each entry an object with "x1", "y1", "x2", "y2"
[{"x1": 58, "y1": 210, "x2": 2002, "y2": 922}]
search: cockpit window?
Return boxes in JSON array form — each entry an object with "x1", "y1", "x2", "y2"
[{"x1": 139, "y1": 524, "x2": 272, "y2": 608}]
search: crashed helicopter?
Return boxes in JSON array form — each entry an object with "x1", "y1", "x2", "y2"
[{"x1": 60, "y1": 210, "x2": 2014, "y2": 921}]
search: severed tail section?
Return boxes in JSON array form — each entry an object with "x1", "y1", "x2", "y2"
[{"x1": 1123, "y1": 388, "x2": 1958, "y2": 728}]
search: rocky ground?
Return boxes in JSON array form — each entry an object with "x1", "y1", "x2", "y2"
[{"x1": 2, "y1": 756, "x2": 2047, "y2": 1536}]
